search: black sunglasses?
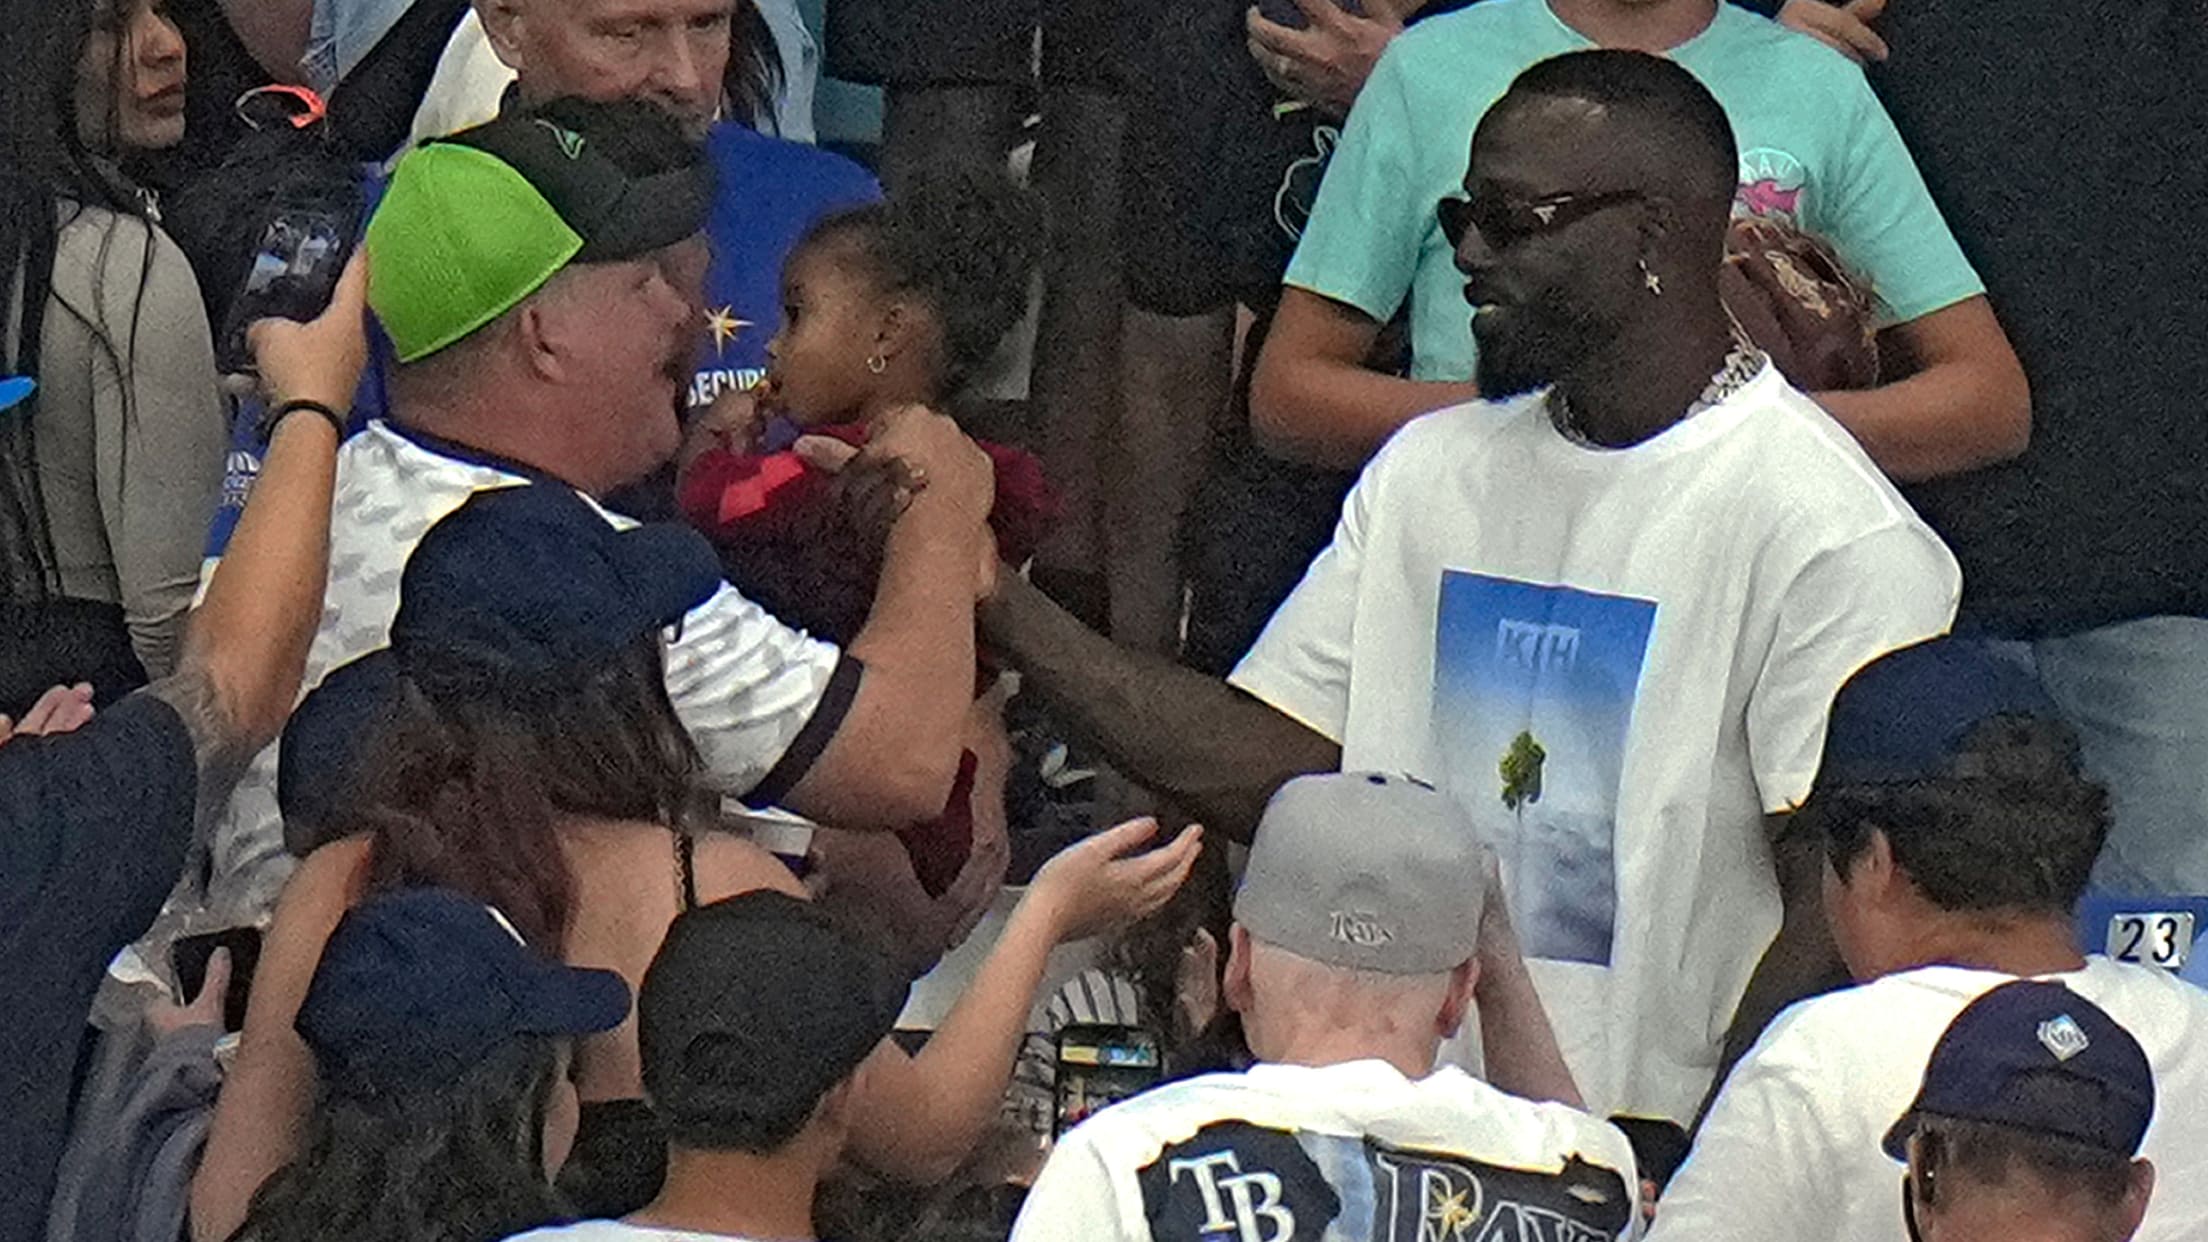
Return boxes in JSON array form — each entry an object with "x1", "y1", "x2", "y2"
[{"x1": 1437, "y1": 189, "x2": 1649, "y2": 251}]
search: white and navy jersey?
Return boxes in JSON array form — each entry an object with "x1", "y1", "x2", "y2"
[
  {"x1": 1013, "y1": 1060, "x2": 1641, "y2": 1242},
  {"x1": 196, "y1": 420, "x2": 848, "y2": 921}
]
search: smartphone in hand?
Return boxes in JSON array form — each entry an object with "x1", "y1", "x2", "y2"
[{"x1": 170, "y1": 925, "x2": 264, "y2": 1034}]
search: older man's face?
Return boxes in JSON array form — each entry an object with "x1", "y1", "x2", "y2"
[{"x1": 500, "y1": 0, "x2": 733, "y2": 135}]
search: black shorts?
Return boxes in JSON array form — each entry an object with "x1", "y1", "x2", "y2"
[{"x1": 824, "y1": 0, "x2": 1124, "y2": 89}]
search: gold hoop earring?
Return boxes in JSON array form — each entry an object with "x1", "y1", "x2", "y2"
[{"x1": 866, "y1": 353, "x2": 888, "y2": 375}]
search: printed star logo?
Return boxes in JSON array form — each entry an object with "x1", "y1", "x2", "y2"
[
  {"x1": 704, "y1": 306, "x2": 752, "y2": 356},
  {"x1": 1425, "y1": 1184, "x2": 1481, "y2": 1242}
]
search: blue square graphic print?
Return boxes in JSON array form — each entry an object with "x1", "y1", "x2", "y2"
[{"x1": 1433, "y1": 572, "x2": 1657, "y2": 966}]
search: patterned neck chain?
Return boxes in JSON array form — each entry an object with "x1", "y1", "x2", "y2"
[{"x1": 1547, "y1": 338, "x2": 1766, "y2": 448}]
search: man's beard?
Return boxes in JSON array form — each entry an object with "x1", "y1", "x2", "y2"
[{"x1": 1472, "y1": 300, "x2": 1607, "y2": 400}]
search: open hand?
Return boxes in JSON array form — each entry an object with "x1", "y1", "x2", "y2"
[
  {"x1": 1029, "y1": 818, "x2": 1204, "y2": 944},
  {"x1": 1777, "y1": 0, "x2": 1888, "y2": 63},
  {"x1": 0, "y1": 682, "x2": 95, "y2": 748},
  {"x1": 249, "y1": 254, "x2": 369, "y2": 414},
  {"x1": 1245, "y1": 0, "x2": 1418, "y2": 116}
]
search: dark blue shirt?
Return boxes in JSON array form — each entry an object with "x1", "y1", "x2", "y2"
[{"x1": 687, "y1": 123, "x2": 880, "y2": 410}]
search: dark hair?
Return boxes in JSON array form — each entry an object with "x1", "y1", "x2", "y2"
[
  {"x1": 721, "y1": 0, "x2": 786, "y2": 134},
  {"x1": 229, "y1": 1037, "x2": 571, "y2": 1242},
  {"x1": 659, "y1": 1087, "x2": 820, "y2": 1157},
  {"x1": 1500, "y1": 50, "x2": 1739, "y2": 204},
  {"x1": 0, "y1": 0, "x2": 165, "y2": 603},
  {"x1": 1103, "y1": 833, "x2": 1234, "y2": 1054},
  {"x1": 804, "y1": 171, "x2": 1044, "y2": 396},
  {"x1": 1806, "y1": 714, "x2": 2109, "y2": 918},
  {"x1": 343, "y1": 637, "x2": 702, "y2": 949},
  {"x1": 1915, "y1": 1115, "x2": 2137, "y2": 1215}
]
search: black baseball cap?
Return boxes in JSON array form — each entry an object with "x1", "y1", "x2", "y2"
[
  {"x1": 296, "y1": 887, "x2": 631, "y2": 1099},
  {"x1": 1883, "y1": 980, "x2": 2155, "y2": 1162},
  {"x1": 367, "y1": 96, "x2": 712, "y2": 362},
  {"x1": 1813, "y1": 636, "x2": 2062, "y2": 792},
  {"x1": 278, "y1": 482, "x2": 724, "y2": 828},
  {"x1": 639, "y1": 892, "x2": 908, "y2": 1141}
]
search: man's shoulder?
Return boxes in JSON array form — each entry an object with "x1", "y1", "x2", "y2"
[
  {"x1": 1374, "y1": 393, "x2": 1545, "y2": 477},
  {"x1": 1391, "y1": 0, "x2": 1549, "y2": 61},
  {"x1": 1695, "y1": 3, "x2": 1871, "y2": 98},
  {"x1": 1759, "y1": 967, "x2": 1998, "y2": 1062},
  {"x1": 1708, "y1": 369, "x2": 1941, "y2": 539},
  {"x1": 2076, "y1": 957, "x2": 2208, "y2": 1056}
]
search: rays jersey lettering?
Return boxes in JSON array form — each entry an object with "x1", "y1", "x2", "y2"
[
  {"x1": 1140, "y1": 1123, "x2": 1341, "y2": 1242},
  {"x1": 1372, "y1": 1146, "x2": 1628, "y2": 1242},
  {"x1": 1136, "y1": 1123, "x2": 1630, "y2": 1242}
]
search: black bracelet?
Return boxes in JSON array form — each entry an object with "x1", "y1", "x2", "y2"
[{"x1": 257, "y1": 398, "x2": 348, "y2": 444}]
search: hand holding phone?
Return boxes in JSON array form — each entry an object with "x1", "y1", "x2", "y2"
[
  {"x1": 215, "y1": 189, "x2": 365, "y2": 376},
  {"x1": 169, "y1": 926, "x2": 263, "y2": 1034}
]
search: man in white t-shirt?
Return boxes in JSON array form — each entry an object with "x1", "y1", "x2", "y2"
[
  {"x1": 507, "y1": 890, "x2": 911, "y2": 1242},
  {"x1": 196, "y1": 98, "x2": 994, "y2": 921},
  {"x1": 1652, "y1": 638, "x2": 2208, "y2": 1242},
  {"x1": 979, "y1": 49, "x2": 1958, "y2": 1124},
  {"x1": 1012, "y1": 772, "x2": 1640, "y2": 1242}
]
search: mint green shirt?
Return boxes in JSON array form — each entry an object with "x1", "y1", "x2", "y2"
[{"x1": 1284, "y1": 0, "x2": 1983, "y2": 381}]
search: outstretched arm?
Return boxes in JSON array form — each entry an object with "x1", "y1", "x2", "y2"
[
  {"x1": 847, "y1": 819, "x2": 1203, "y2": 1183},
  {"x1": 980, "y1": 576, "x2": 1339, "y2": 844},
  {"x1": 146, "y1": 259, "x2": 369, "y2": 799}
]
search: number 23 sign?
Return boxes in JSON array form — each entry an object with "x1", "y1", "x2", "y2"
[{"x1": 2077, "y1": 896, "x2": 2208, "y2": 988}]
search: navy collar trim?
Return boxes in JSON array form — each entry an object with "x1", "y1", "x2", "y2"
[{"x1": 383, "y1": 420, "x2": 563, "y2": 486}]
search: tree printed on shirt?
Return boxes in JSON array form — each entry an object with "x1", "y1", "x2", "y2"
[{"x1": 1499, "y1": 730, "x2": 1546, "y2": 825}]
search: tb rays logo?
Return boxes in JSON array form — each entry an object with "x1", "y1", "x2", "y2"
[
  {"x1": 1139, "y1": 1122, "x2": 1340, "y2": 1242},
  {"x1": 1736, "y1": 148, "x2": 1808, "y2": 222},
  {"x1": 1169, "y1": 1152, "x2": 1297, "y2": 1242},
  {"x1": 1371, "y1": 1145, "x2": 1631, "y2": 1242}
]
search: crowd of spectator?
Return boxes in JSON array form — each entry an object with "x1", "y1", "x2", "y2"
[{"x1": 1, "y1": 0, "x2": 2202, "y2": 1241}]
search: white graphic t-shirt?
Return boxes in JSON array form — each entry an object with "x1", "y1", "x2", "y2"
[
  {"x1": 199, "y1": 421, "x2": 845, "y2": 919},
  {"x1": 1655, "y1": 958, "x2": 2208, "y2": 1242},
  {"x1": 1012, "y1": 1060, "x2": 1641, "y2": 1242},
  {"x1": 1230, "y1": 364, "x2": 1960, "y2": 1120}
]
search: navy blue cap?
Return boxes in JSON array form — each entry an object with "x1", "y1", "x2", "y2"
[
  {"x1": 1883, "y1": 980, "x2": 2155, "y2": 1162},
  {"x1": 297, "y1": 887, "x2": 632, "y2": 1099},
  {"x1": 1815, "y1": 636, "x2": 2061, "y2": 791},
  {"x1": 0, "y1": 376, "x2": 33, "y2": 413},
  {"x1": 278, "y1": 482, "x2": 723, "y2": 828},
  {"x1": 389, "y1": 481, "x2": 723, "y2": 695}
]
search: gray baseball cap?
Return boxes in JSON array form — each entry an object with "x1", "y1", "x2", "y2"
[{"x1": 1234, "y1": 772, "x2": 1487, "y2": 975}]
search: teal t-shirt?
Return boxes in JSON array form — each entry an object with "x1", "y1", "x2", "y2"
[{"x1": 1283, "y1": 0, "x2": 1983, "y2": 381}]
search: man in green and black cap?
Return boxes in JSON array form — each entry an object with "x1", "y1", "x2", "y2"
[{"x1": 190, "y1": 98, "x2": 999, "y2": 1021}]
